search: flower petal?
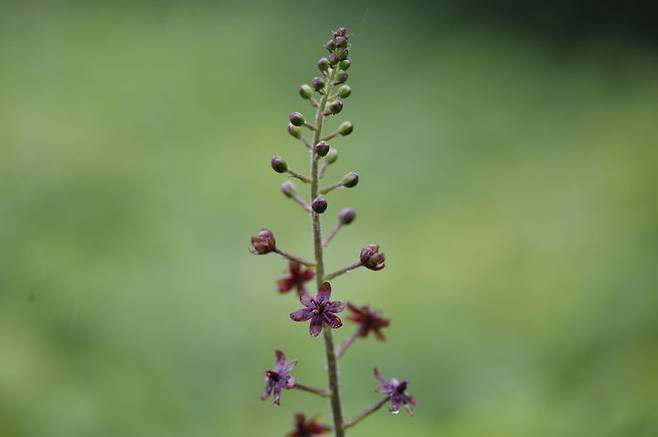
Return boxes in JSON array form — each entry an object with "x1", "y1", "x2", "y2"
[
  {"x1": 290, "y1": 308, "x2": 313, "y2": 321},
  {"x1": 277, "y1": 278, "x2": 294, "y2": 293},
  {"x1": 285, "y1": 375, "x2": 296, "y2": 389},
  {"x1": 373, "y1": 367, "x2": 387, "y2": 384},
  {"x1": 323, "y1": 312, "x2": 343, "y2": 329},
  {"x1": 389, "y1": 397, "x2": 402, "y2": 414},
  {"x1": 309, "y1": 316, "x2": 324, "y2": 336},
  {"x1": 275, "y1": 349, "x2": 285, "y2": 366},
  {"x1": 260, "y1": 383, "x2": 273, "y2": 401},
  {"x1": 273, "y1": 387, "x2": 282, "y2": 405},
  {"x1": 284, "y1": 358, "x2": 298, "y2": 373},
  {"x1": 289, "y1": 262, "x2": 301, "y2": 274},
  {"x1": 325, "y1": 301, "x2": 345, "y2": 313},
  {"x1": 317, "y1": 282, "x2": 332, "y2": 303},
  {"x1": 300, "y1": 293, "x2": 314, "y2": 307}
]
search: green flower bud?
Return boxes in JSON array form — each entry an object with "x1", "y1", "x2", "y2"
[
  {"x1": 271, "y1": 156, "x2": 288, "y2": 173},
  {"x1": 338, "y1": 121, "x2": 353, "y2": 136},
  {"x1": 337, "y1": 85, "x2": 351, "y2": 99},
  {"x1": 299, "y1": 84, "x2": 313, "y2": 100},
  {"x1": 317, "y1": 57, "x2": 330, "y2": 73},
  {"x1": 312, "y1": 196, "x2": 328, "y2": 214},
  {"x1": 289, "y1": 112, "x2": 305, "y2": 127},
  {"x1": 342, "y1": 171, "x2": 359, "y2": 188},
  {"x1": 281, "y1": 181, "x2": 296, "y2": 198},
  {"x1": 339, "y1": 59, "x2": 351, "y2": 70},
  {"x1": 315, "y1": 141, "x2": 330, "y2": 157},
  {"x1": 335, "y1": 71, "x2": 348, "y2": 84},
  {"x1": 288, "y1": 123, "x2": 301, "y2": 138},
  {"x1": 312, "y1": 77, "x2": 325, "y2": 91},
  {"x1": 325, "y1": 148, "x2": 339, "y2": 164}
]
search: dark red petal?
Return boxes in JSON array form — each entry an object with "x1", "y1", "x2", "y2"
[
  {"x1": 309, "y1": 316, "x2": 324, "y2": 336},
  {"x1": 278, "y1": 278, "x2": 295, "y2": 293},
  {"x1": 323, "y1": 312, "x2": 343, "y2": 329},
  {"x1": 289, "y1": 262, "x2": 301, "y2": 274},
  {"x1": 290, "y1": 308, "x2": 313, "y2": 321},
  {"x1": 317, "y1": 282, "x2": 332, "y2": 302}
]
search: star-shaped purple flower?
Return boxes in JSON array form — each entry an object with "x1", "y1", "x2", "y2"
[
  {"x1": 374, "y1": 368, "x2": 416, "y2": 415},
  {"x1": 260, "y1": 350, "x2": 298, "y2": 405},
  {"x1": 290, "y1": 282, "x2": 345, "y2": 337}
]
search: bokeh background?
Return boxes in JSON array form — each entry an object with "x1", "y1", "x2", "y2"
[{"x1": 2, "y1": 1, "x2": 658, "y2": 436}]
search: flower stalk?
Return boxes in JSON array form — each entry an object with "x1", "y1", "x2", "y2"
[{"x1": 250, "y1": 26, "x2": 414, "y2": 436}]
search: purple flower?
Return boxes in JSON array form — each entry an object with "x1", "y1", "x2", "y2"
[
  {"x1": 261, "y1": 350, "x2": 298, "y2": 405},
  {"x1": 287, "y1": 413, "x2": 331, "y2": 436},
  {"x1": 360, "y1": 244, "x2": 385, "y2": 271},
  {"x1": 347, "y1": 303, "x2": 391, "y2": 341},
  {"x1": 250, "y1": 229, "x2": 276, "y2": 254},
  {"x1": 277, "y1": 262, "x2": 315, "y2": 298},
  {"x1": 374, "y1": 368, "x2": 416, "y2": 415},
  {"x1": 290, "y1": 282, "x2": 345, "y2": 337}
]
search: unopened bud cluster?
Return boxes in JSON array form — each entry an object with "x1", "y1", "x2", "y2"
[{"x1": 249, "y1": 26, "x2": 414, "y2": 436}]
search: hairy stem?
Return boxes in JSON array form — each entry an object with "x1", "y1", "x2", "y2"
[
  {"x1": 324, "y1": 261, "x2": 363, "y2": 282},
  {"x1": 336, "y1": 330, "x2": 360, "y2": 358},
  {"x1": 294, "y1": 383, "x2": 331, "y2": 398},
  {"x1": 310, "y1": 67, "x2": 345, "y2": 437},
  {"x1": 343, "y1": 397, "x2": 389, "y2": 430}
]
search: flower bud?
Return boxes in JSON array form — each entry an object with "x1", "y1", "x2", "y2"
[
  {"x1": 312, "y1": 196, "x2": 328, "y2": 214},
  {"x1": 312, "y1": 77, "x2": 325, "y2": 91},
  {"x1": 328, "y1": 52, "x2": 339, "y2": 66},
  {"x1": 337, "y1": 85, "x2": 351, "y2": 99},
  {"x1": 288, "y1": 123, "x2": 301, "y2": 138},
  {"x1": 338, "y1": 121, "x2": 353, "y2": 136},
  {"x1": 250, "y1": 229, "x2": 276, "y2": 255},
  {"x1": 325, "y1": 148, "x2": 339, "y2": 164},
  {"x1": 339, "y1": 59, "x2": 351, "y2": 70},
  {"x1": 342, "y1": 171, "x2": 359, "y2": 188},
  {"x1": 334, "y1": 36, "x2": 347, "y2": 48},
  {"x1": 335, "y1": 71, "x2": 348, "y2": 84},
  {"x1": 337, "y1": 48, "x2": 349, "y2": 61},
  {"x1": 315, "y1": 141, "x2": 330, "y2": 157},
  {"x1": 338, "y1": 208, "x2": 356, "y2": 225},
  {"x1": 271, "y1": 156, "x2": 288, "y2": 173},
  {"x1": 289, "y1": 112, "x2": 305, "y2": 127},
  {"x1": 327, "y1": 99, "x2": 343, "y2": 115},
  {"x1": 299, "y1": 84, "x2": 313, "y2": 99},
  {"x1": 317, "y1": 57, "x2": 330, "y2": 73},
  {"x1": 326, "y1": 39, "x2": 337, "y2": 51},
  {"x1": 360, "y1": 244, "x2": 385, "y2": 271},
  {"x1": 281, "y1": 181, "x2": 296, "y2": 198}
]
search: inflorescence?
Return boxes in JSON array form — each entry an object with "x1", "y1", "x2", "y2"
[{"x1": 249, "y1": 26, "x2": 414, "y2": 436}]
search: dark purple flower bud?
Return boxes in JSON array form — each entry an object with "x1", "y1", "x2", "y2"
[
  {"x1": 299, "y1": 84, "x2": 313, "y2": 99},
  {"x1": 335, "y1": 71, "x2": 348, "y2": 84},
  {"x1": 337, "y1": 85, "x2": 351, "y2": 99},
  {"x1": 290, "y1": 282, "x2": 345, "y2": 337},
  {"x1": 334, "y1": 36, "x2": 347, "y2": 48},
  {"x1": 312, "y1": 76, "x2": 325, "y2": 91},
  {"x1": 288, "y1": 413, "x2": 331, "y2": 436},
  {"x1": 327, "y1": 99, "x2": 343, "y2": 115},
  {"x1": 315, "y1": 141, "x2": 330, "y2": 157},
  {"x1": 288, "y1": 123, "x2": 301, "y2": 138},
  {"x1": 289, "y1": 112, "x2": 305, "y2": 127},
  {"x1": 333, "y1": 27, "x2": 349, "y2": 38},
  {"x1": 281, "y1": 181, "x2": 296, "y2": 198},
  {"x1": 277, "y1": 262, "x2": 315, "y2": 298},
  {"x1": 325, "y1": 148, "x2": 339, "y2": 164},
  {"x1": 271, "y1": 156, "x2": 288, "y2": 173},
  {"x1": 338, "y1": 207, "x2": 356, "y2": 225},
  {"x1": 325, "y1": 39, "x2": 337, "y2": 51},
  {"x1": 339, "y1": 59, "x2": 351, "y2": 70},
  {"x1": 347, "y1": 303, "x2": 390, "y2": 340},
  {"x1": 311, "y1": 196, "x2": 328, "y2": 214},
  {"x1": 360, "y1": 244, "x2": 385, "y2": 271},
  {"x1": 341, "y1": 171, "x2": 358, "y2": 188},
  {"x1": 338, "y1": 121, "x2": 353, "y2": 136},
  {"x1": 261, "y1": 350, "x2": 298, "y2": 405},
  {"x1": 328, "y1": 52, "x2": 339, "y2": 66},
  {"x1": 374, "y1": 368, "x2": 416, "y2": 415},
  {"x1": 250, "y1": 229, "x2": 276, "y2": 255},
  {"x1": 317, "y1": 57, "x2": 330, "y2": 73}
]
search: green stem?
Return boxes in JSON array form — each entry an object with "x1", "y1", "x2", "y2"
[{"x1": 310, "y1": 67, "x2": 346, "y2": 437}]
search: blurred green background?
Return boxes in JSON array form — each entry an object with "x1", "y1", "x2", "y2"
[{"x1": 1, "y1": 1, "x2": 658, "y2": 436}]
